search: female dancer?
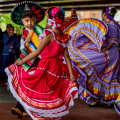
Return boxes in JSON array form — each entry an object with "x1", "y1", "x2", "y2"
[
  {"x1": 5, "y1": 6, "x2": 78, "y2": 120},
  {"x1": 68, "y1": 6, "x2": 120, "y2": 107}
]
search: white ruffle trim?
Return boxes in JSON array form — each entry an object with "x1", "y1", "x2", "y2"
[
  {"x1": 5, "y1": 67, "x2": 78, "y2": 119},
  {"x1": 39, "y1": 29, "x2": 69, "y2": 48}
]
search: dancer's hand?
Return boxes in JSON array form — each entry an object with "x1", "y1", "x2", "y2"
[
  {"x1": 70, "y1": 75, "x2": 77, "y2": 82},
  {"x1": 101, "y1": 47, "x2": 107, "y2": 52},
  {"x1": 24, "y1": 37, "x2": 31, "y2": 45},
  {"x1": 15, "y1": 59, "x2": 23, "y2": 66}
]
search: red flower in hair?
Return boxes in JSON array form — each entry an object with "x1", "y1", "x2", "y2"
[
  {"x1": 21, "y1": 29, "x2": 29, "y2": 41},
  {"x1": 52, "y1": 7, "x2": 60, "y2": 17}
]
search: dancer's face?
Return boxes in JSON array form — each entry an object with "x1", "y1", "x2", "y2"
[
  {"x1": 22, "y1": 16, "x2": 36, "y2": 29},
  {"x1": 101, "y1": 12, "x2": 107, "y2": 21},
  {"x1": 9, "y1": 27, "x2": 14, "y2": 36}
]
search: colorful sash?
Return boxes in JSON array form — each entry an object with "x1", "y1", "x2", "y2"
[{"x1": 18, "y1": 25, "x2": 44, "y2": 71}]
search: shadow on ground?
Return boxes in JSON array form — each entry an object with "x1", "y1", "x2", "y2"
[{"x1": 0, "y1": 81, "x2": 119, "y2": 120}]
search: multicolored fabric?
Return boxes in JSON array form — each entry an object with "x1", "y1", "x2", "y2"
[
  {"x1": 18, "y1": 48, "x2": 36, "y2": 71},
  {"x1": 105, "y1": 6, "x2": 120, "y2": 28},
  {"x1": 19, "y1": 25, "x2": 44, "y2": 71},
  {"x1": 61, "y1": 9, "x2": 78, "y2": 32},
  {"x1": 5, "y1": 29, "x2": 78, "y2": 120},
  {"x1": 67, "y1": 18, "x2": 120, "y2": 104},
  {"x1": 104, "y1": 19, "x2": 120, "y2": 43},
  {"x1": 115, "y1": 94, "x2": 120, "y2": 115},
  {"x1": 11, "y1": 1, "x2": 45, "y2": 25},
  {"x1": 66, "y1": 18, "x2": 107, "y2": 51}
]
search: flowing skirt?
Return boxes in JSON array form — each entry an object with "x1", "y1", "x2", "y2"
[
  {"x1": 69, "y1": 35, "x2": 120, "y2": 104},
  {"x1": 5, "y1": 57, "x2": 78, "y2": 120},
  {"x1": 67, "y1": 18, "x2": 120, "y2": 104}
]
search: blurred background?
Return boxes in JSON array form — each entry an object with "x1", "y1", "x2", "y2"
[{"x1": 0, "y1": 0, "x2": 120, "y2": 35}]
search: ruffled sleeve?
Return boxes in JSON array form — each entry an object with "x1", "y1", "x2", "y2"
[
  {"x1": 106, "y1": 23, "x2": 119, "y2": 46},
  {"x1": 39, "y1": 29, "x2": 71, "y2": 47},
  {"x1": 39, "y1": 29, "x2": 51, "y2": 42},
  {"x1": 54, "y1": 33, "x2": 71, "y2": 47}
]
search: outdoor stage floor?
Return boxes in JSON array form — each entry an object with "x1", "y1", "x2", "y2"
[{"x1": 0, "y1": 80, "x2": 119, "y2": 120}]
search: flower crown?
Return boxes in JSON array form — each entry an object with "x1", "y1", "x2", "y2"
[
  {"x1": 46, "y1": 7, "x2": 65, "y2": 19},
  {"x1": 52, "y1": 7, "x2": 60, "y2": 17},
  {"x1": 46, "y1": 7, "x2": 65, "y2": 28}
]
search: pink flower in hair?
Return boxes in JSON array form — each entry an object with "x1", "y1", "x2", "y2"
[{"x1": 52, "y1": 7, "x2": 60, "y2": 17}]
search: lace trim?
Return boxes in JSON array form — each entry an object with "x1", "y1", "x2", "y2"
[
  {"x1": 39, "y1": 29, "x2": 70, "y2": 47},
  {"x1": 5, "y1": 67, "x2": 78, "y2": 118}
]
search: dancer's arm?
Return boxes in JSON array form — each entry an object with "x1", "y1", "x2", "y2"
[
  {"x1": 64, "y1": 47, "x2": 76, "y2": 82},
  {"x1": 101, "y1": 42, "x2": 114, "y2": 52},
  {"x1": 15, "y1": 33, "x2": 52, "y2": 65},
  {"x1": 106, "y1": 42, "x2": 114, "y2": 49}
]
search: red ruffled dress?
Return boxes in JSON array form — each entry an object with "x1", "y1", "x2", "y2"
[{"x1": 5, "y1": 29, "x2": 78, "y2": 120}]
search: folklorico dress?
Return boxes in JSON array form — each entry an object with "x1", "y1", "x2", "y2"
[
  {"x1": 67, "y1": 18, "x2": 120, "y2": 104},
  {"x1": 5, "y1": 29, "x2": 78, "y2": 120}
]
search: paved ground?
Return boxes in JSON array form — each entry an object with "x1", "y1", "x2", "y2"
[{"x1": 0, "y1": 80, "x2": 120, "y2": 120}]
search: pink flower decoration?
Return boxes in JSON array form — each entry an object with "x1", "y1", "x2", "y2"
[{"x1": 52, "y1": 7, "x2": 60, "y2": 17}]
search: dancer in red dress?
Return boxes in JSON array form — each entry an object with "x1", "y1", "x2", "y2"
[{"x1": 5, "y1": 6, "x2": 78, "y2": 120}]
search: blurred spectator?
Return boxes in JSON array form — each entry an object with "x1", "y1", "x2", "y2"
[
  {"x1": 0, "y1": 28, "x2": 3, "y2": 62},
  {"x1": 8, "y1": 26, "x2": 20, "y2": 64},
  {"x1": 15, "y1": 34, "x2": 21, "y2": 59},
  {"x1": 3, "y1": 24, "x2": 13, "y2": 33},
  {"x1": 0, "y1": 28, "x2": 3, "y2": 51},
  {"x1": 0, "y1": 25, "x2": 20, "y2": 80}
]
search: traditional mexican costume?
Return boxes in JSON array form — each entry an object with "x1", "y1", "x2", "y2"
[
  {"x1": 11, "y1": 1, "x2": 44, "y2": 71},
  {"x1": 5, "y1": 4, "x2": 78, "y2": 120},
  {"x1": 66, "y1": 17, "x2": 120, "y2": 104}
]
